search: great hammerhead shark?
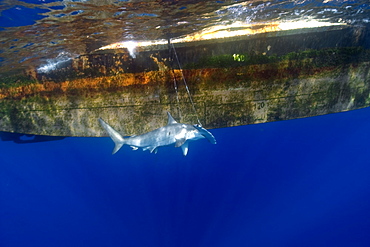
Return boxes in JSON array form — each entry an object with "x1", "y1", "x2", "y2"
[{"x1": 99, "y1": 112, "x2": 216, "y2": 156}]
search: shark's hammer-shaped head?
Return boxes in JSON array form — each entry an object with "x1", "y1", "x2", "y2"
[
  {"x1": 192, "y1": 124, "x2": 217, "y2": 144},
  {"x1": 166, "y1": 112, "x2": 216, "y2": 156},
  {"x1": 167, "y1": 112, "x2": 216, "y2": 145},
  {"x1": 173, "y1": 123, "x2": 216, "y2": 156}
]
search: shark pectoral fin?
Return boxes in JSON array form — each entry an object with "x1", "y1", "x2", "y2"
[
  {"x1": 131, "y1": 146, "x2": 138, "y2": 151},
  {"x1": 175, "y1": 138, "x2": 186, "y2": 147},
  {"x1": 181, "y1": 142, "x2": 189, "y2": 156}
]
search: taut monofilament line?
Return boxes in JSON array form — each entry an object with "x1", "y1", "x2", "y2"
[{"x1": 170, "y1": 40, "x2": 202, "y2": 126}]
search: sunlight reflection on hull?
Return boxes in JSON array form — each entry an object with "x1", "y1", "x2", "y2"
[{"x1": 96, "y1": 20, "x2": 346, "y2": 52}]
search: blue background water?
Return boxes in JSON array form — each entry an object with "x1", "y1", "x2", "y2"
[{"x1": 1, "y1": 108, "x2": 370, "y2": 247}]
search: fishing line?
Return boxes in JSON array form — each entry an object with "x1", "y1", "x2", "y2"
[
  {"x1": 168, "y1": 38, "x2": 182, "y2": 121},
  {"x1": 170, "y1": 40, "x2": 202, "y2": 126},
  {"x1": 172, "y1": 73, "x2": 182, "y2": 121}
]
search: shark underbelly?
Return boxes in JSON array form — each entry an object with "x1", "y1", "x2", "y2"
[{"x1": 126, "y1": 126, "x2": 181, "y2": 149}]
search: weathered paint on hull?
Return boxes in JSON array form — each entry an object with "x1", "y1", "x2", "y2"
[{"x1": 0, "y1": 59, "x2": 369, "y2": 137}]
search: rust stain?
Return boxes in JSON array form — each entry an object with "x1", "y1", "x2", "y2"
[{"x1": 0, "y1": 63, "x2": 338, "y2": 100}]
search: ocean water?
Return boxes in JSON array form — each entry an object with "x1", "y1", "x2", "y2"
[
  {"x1": 1, "y1": 107, "x2": 370, "y2": 247},
  {"x1": 1, "y1": 1, "x2": 370, "y2": 246},
  {"x1": 1, "y1": 0, "x2": 370, "y2": 71}
]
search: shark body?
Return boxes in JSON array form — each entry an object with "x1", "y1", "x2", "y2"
[{"x1": 99, "y1": 112, "x2": 216, "y2": 156}]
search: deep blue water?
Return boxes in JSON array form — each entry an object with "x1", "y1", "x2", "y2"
[{"x1": 1, "y1": 107, "x2": 370, "y2": 247}]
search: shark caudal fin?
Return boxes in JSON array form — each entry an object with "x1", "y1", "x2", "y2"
[{"x1": 99, "y1": 118, "x2": 126, "y2": 154}]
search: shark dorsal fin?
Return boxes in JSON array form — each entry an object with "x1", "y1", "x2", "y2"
[{"x1": 167, "y1": 112, "x2": 178, "y2": 125}]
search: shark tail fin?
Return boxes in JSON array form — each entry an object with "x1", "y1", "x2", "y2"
[{"x1": 99, "y1": 118, "x2": 126, "y2": 154}]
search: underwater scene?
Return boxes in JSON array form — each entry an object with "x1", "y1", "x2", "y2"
[{"x1": 1, "y1": 0, "x2": 370, "y2": 246}]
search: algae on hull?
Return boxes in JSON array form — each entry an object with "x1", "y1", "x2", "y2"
[{"x1": 0, "y1": 58, "x2": 369, "y2": 136}]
